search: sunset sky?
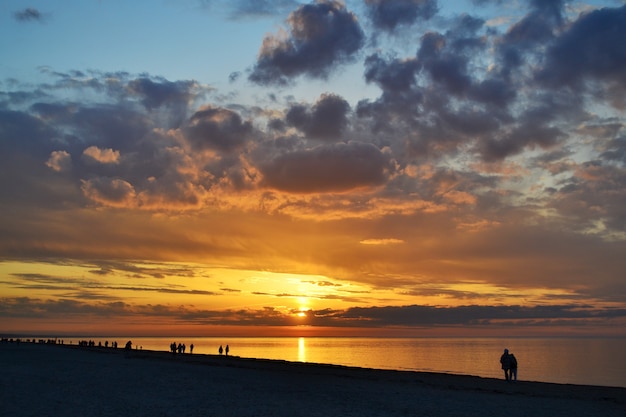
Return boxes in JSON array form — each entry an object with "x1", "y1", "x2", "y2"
[{"x1": 1, "y1": 0, "x2": 625, "y2": 338}]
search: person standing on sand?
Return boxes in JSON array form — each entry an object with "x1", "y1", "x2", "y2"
[
  {"x1": 219, "y1": 345, "x2": 223, "y2": 355},
  {"x1": 225, "y1": 344, "x2": 229, "y2": 356},
  {"x1": 509, "y1": 353, "x2": 518, "y2": 381},
  {"x1": 500, "y1": 348, "x2": 511, "y2": 381}
]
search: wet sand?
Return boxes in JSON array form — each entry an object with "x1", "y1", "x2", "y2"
[{"x1": 1, "y1": 342, "x2": 624, "y2": 416}]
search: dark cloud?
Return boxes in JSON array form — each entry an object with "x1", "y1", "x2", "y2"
[
  {"x1": 481, "y1": 124, "x2": 566, "y2": 162},
  {"x1": 359, "y1": 5, "x2": 621, "y2": 165},
  {"x1": 286, "y1": 93, "x2": 350, "y2": 140},
  {"x1": 249, "y1": 0, "x2": 365, "y2": 85},
  {"x1": 0, "y1": 109, "x2": 82, "y2": 209},
  {"x1": 184, "y1": 106, "x2": 253, "y2": 152},
  {"x1": 81, "y1": 177, "x2": 136, "y2": 207},
  {"x1": 417, "y1": 14, "x2": 487, "y2": 97},
  {"x1": 358, "y1": 13, "x2": 516, "y2": 155},
  {"x1": 13, "y1": 8, "x2": 45, "y2": 23},
  {"x1": 550, "y1": 161, "x2": 626, "y2": 232},
  {"x1": 494, "y1": 0, "x2": 564, "y2": 79},
  {"x1": 4, "y1": 297, "x2": 624, "y2": 329},
  {"x1": 536, "y1": 5, "x2": 626, "y2": 91},
  {"x1": 260, "y1": 142, "x2": 389, "y2": 193},
  {"x1": 334, "y1": 304, "x2": 626, "y2": 327},
  {"x1": 36, "y1": 104, "x2": 152, "y2": 153},
  {"x1": 418, "y1": 32, "x2": 473, "y2": 95},
  {"x1": 365, "y1": 0, "x2": 438, "y2": 31},
  {"x1": 0, "y1": 298, "x2": 130, "y2": 319},
  {"x1": 600, "y1": 136, "x2": 626, "y2": 163},
  {"x1": 5, "y1": 271, "x2": 217, "y2": 297},
  {"x1": 364, "y1": 53, "x2": 420, "y2": 94},
  {"x1": 0, "y1": 72, "x2": 221, "y2": 212},
  {"x1": 126, "y1": 77, "x2": 199, "y2": 110}
]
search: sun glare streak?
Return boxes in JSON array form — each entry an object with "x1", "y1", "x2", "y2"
[{"x1": 298, "y1": 337, "x2": 306, "y2": 362}]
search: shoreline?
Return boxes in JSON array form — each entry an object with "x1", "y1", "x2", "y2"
[{"x1": 2, "y1": 342, "x2": 625, "y2": 416}]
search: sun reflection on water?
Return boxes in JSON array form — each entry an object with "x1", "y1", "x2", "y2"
[{"x1": 298, "y1": 337, "x2": 306, "y2": 362}]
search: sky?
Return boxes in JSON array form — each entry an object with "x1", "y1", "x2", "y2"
[{"x1": 1, "y1": 0, "x2": 625, "y2": 338}]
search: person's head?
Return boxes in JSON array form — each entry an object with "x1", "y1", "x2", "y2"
[{"x1": 504, "y1": 348, "x2": 509, "y2": 354}]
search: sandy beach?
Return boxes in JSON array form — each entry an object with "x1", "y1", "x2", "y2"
[{"x1": 1, "y1": 342, "x2": 624, "y2": 417}]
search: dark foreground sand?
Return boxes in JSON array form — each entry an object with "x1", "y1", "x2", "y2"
[{"x1": 1, "y1": 342, "x2": 624, "y2": 417}]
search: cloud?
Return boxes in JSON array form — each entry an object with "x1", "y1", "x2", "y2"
[
  {"x1": 536, "y1": 5, "x2": 626, "y2": 96},
  {"x1": 363, "y1": 53, "x2": 421, "y2": 94},
  {"x1": 46, "y1": 151, "x2": 72, "y2": 172},
  {"x1": 184, "y1": 106, "x2": 253, "y2": 152},
  {"x1": 249, "y1": 0, "x2": 365, "y2": 85},
  {"x1": 333, "y1": 304, "x2": 626, "y2": 327},
  {"x1": 549, "y1": 161, "x2": 626, "y2": 233},
  {"x1": 360, "y1": 238, "x2": 404, "y2": 245},
  {"x1": 83, "y1": 146, "x2": 121, "y2": 165},
  {"x1": 286, "y1": 93, "x2": 350, "y2": 140},
  {"x1": 13, "y1": 8, "x2": 45, "y2": 23},
  {"x1": 416, "y1": 14, "x2": 487, "y2": 97},
  {"x1": 481, "y1": 124, "x2": 567, "y2": 162},
  {"x1": 3, "y1": 296, "x2": 624, "y2": 330},
  {"x1": 126, "y1": 77, "x2": 200, "y2": 111},
  {"x1": 365, "y1": 0, "x2": 438, "y2": 31},
  {"x1": 260, "y1": 142, "x2": 390, "y2": 193},
  {"x1": 81, "y1": 178, "x2": 137, "y2": 208}
]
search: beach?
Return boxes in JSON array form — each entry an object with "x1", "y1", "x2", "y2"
[{"x1": 1, "y1": 342, "x2": 624, "y2": 417}]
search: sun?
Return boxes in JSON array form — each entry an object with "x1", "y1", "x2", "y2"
[{"x1": 296, "y1": 297, "x2": 310, "y2": 317}]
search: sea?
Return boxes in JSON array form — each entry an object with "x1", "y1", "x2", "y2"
[{"x1": 52, "y1": 336, "x2": 626, "y2": 388}]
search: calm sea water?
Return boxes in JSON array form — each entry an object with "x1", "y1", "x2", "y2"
[{"x1": 74, "y1": 337, "x2": 626, "y2": 388}]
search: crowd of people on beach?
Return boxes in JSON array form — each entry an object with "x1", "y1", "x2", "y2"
[
  {"x1": 1, "y1": 337, "x2": 64, "y2": 345},
  {"x1": 170, "y1": 342, "x2": 192, "y2": 354},
  {"x1": 168, "y1": 342, "x2": 230, "y2": 356},
  {"x1": 78, "y1": 340, "x2": 121, "y2": 348},
  {"x1": 0, "y1": 337, "x2": 123, "y2": 347}
]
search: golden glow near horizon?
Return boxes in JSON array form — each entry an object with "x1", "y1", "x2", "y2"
[{"x1": 2, "y1": 257, "x2": 625, "y2": 337}]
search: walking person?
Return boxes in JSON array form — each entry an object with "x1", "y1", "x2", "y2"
[{"x1": 500, "y1": 348, "x2": 511, "y2": 382}]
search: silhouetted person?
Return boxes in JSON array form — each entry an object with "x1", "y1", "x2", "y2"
[
  {"x1": 190, "y1": 344, "x2": 194, "y2": 354},
  {"x1": 219, "y1": 345, "x2": 223, "y2": 355},
  {"x1": 125, "y1": 340, "x2": 132, "y2": 350},
  {"x1": 500, "y1": 348, "x2": 511, "y2": 381},
  {"x1": 225, "y1": 345, "x2": 229, "y2": 356},
  {"x1": 509, "y1": 353, "x2": 518, "y2": 381}
]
